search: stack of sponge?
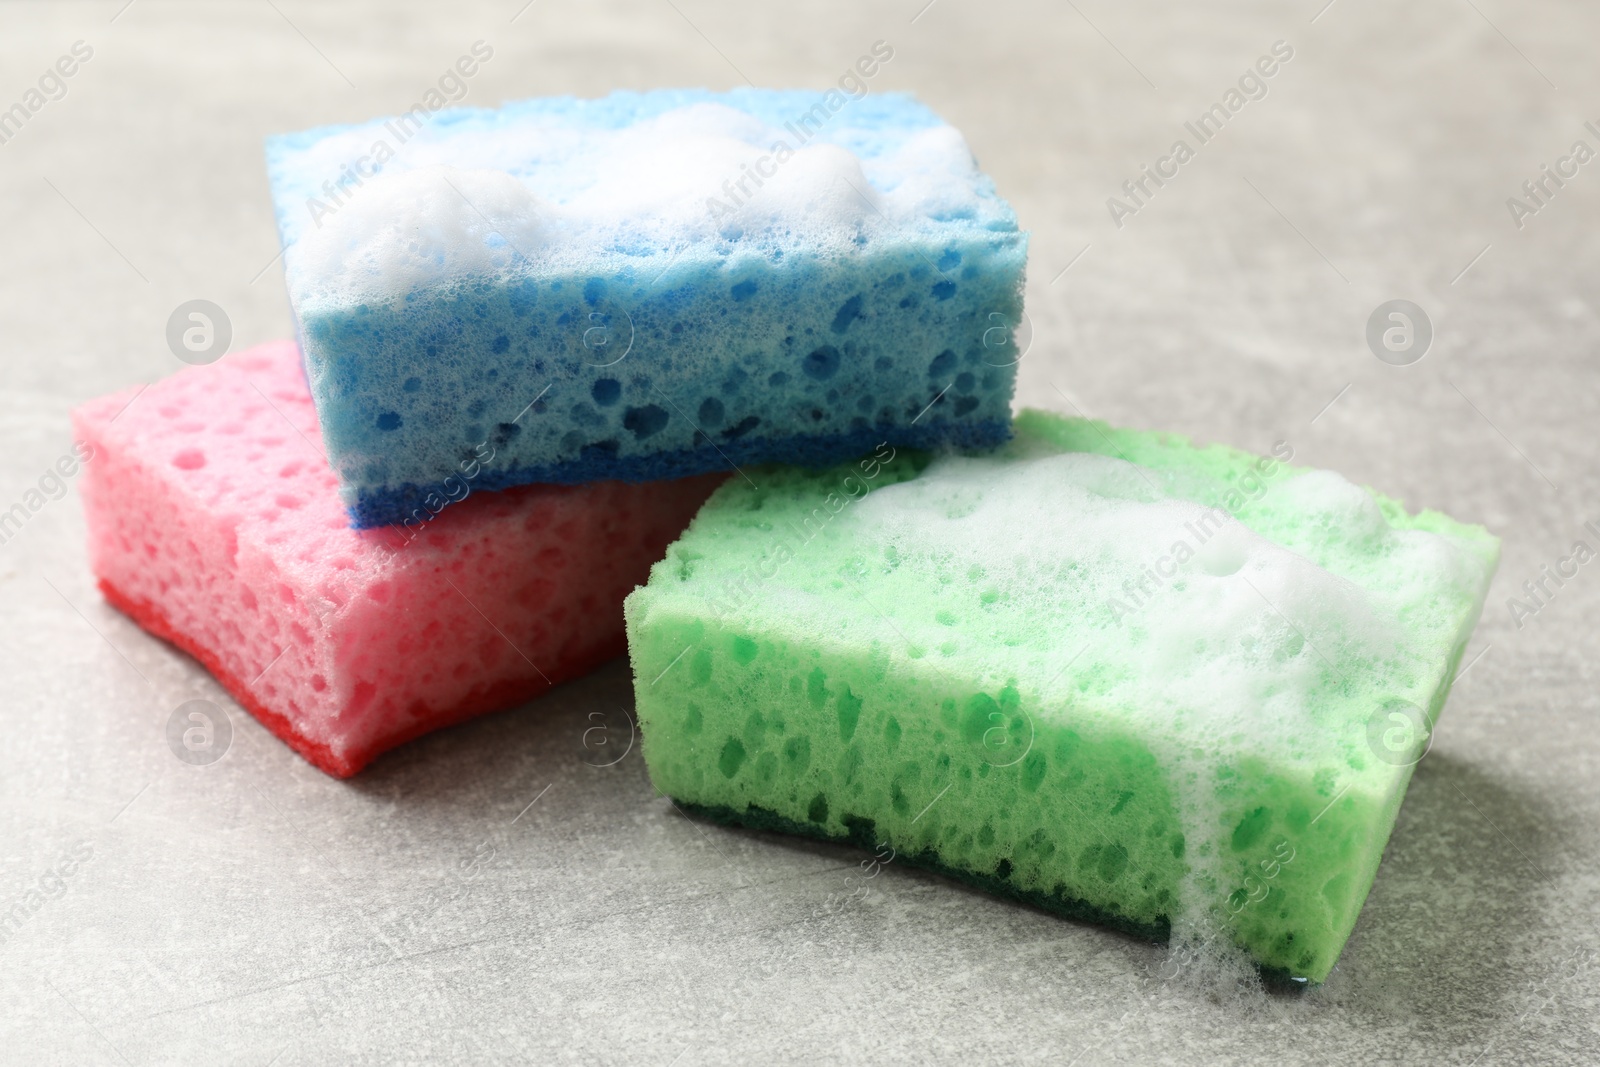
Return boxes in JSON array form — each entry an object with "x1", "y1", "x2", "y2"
[
  {"x1": 78, "y1": 88, "x2": 1027, "y2": 772},
  {"x1": 75, "y1": 88, "x2": 1496, "y2": 985}
]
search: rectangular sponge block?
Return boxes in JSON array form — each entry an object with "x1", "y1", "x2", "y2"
[
  {"x1": 625, "y1": 410, "x2": 1499, "y2": 982},
  {"x1": 74, "y1": 340, "x2": 720, "y2": 777},
  {"x1": 266, "y1": 88, "x2": 1027, "y2": 528}
]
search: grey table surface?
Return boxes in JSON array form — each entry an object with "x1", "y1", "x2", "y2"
[{"x1": 1, "y1": 1, "x2": 1597, "y2": 1064}]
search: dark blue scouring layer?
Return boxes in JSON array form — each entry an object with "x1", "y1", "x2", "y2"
[{"x1": 347, "y1": 419, "x2": 1012, "y2": 529}]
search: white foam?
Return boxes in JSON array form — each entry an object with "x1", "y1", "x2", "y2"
[
  {"x1": 281, "y1": 102, "x2": 986, "y2": 307},
  {"x1": 873, "y1": 125, "x2": 983, "y2": 220},
  {"x1": 304, "y1": 167, "x2": 551, "y2": 306},
  {"x1": 850, "y1": 450, "x2": 1418, "y2": 754}
]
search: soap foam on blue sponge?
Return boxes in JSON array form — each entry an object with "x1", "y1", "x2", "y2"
[{"x1": 266, "y1": 89, "x2": 1028, "y2": 528}]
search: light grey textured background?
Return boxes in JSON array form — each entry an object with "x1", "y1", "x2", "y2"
[{"x1": 1, "y1": 1, "x2": 1597, "y2": 1063}]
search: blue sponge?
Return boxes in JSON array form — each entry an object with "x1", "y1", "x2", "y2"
[{"x1": 266, "y1": 89, "x2": 1028, "y2": 528}]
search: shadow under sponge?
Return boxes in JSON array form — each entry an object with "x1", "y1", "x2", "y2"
[
  {"x1": 624, "y1": 410, "x2": 1499, "y2": 982},
  {"x1": 73, "y1": 339, "x2": 721, "y2": 777}
]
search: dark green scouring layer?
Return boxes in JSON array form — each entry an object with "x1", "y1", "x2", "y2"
[{"x1": 679, "y1": 798, "x2": 1309, "y2": 992}]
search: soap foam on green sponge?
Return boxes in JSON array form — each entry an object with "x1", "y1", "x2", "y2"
[{"x1": 624, "y1": 410, "x2": 1499, "y2": 983}]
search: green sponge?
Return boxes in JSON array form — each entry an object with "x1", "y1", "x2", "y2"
[{"x1": 624, "y1": 410, "x2": 1499, "y2": 983}]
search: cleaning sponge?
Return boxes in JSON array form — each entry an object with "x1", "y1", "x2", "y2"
[
  {"x1": 265, "y1": 88, "x2": 1027, "y2": 528},
  {"x1": 624, "y1": 410, "x2": 1499, "y2": 982},
  {"x1": 74, "y1": 339, "x2": 720, "y2": 777}
]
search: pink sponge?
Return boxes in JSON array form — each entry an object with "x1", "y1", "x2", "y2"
[{"x1": 73, "y1": 339, "x2": 721, "y2": 777}]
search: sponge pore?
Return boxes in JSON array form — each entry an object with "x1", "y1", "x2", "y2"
[
  {"x1": 265, "y1": 89, "x2": 1028, "y2": 527},
  {"x1": 74, "y1": 339, "x2": 721, "y2": 776},
  {"x1": 624, "y1": 411, "x2": 1500, "y2": 982}
]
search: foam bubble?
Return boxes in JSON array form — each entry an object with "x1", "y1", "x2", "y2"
[
  {"x1": 729, "y1": 143, "x2": 881, "y2": 239},
  {"x1": 852, "y1": 451, "x2": 1411, "y2": 750},
  {"x1": 276, "y1": 95, "x2": 989, "y2": 306},
  {"x1": 299, "y1": 166, "x2": 551, "y2": 306},
  {"x1": 871, "y1": 124, "x2": 983, "y2": 220}
]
